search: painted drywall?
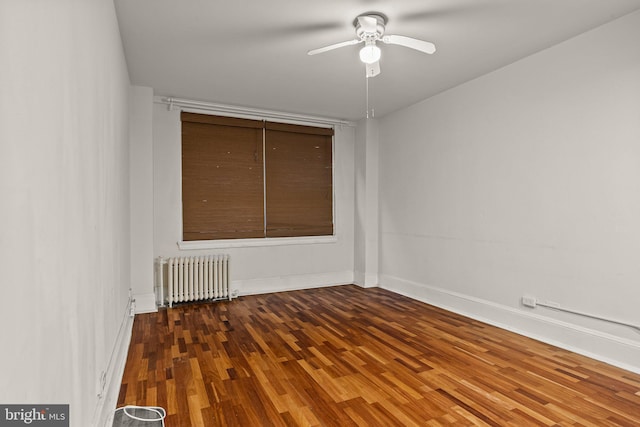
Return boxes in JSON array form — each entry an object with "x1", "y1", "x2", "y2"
[
  {"x1": 152, "y1": 104, "x2": 355, "y2": 295},
  {"x1": 0, "y1": 0, "x2": 131, "y2": 425},
  {"x1": 129, "y1": 86, "x2": 156, "y2": 312},
  {"x1": 354, "y1": 118, "x2": 379, "y2": 287},
  {"x1": 378, "y1": 11, "x2": 640, "y2": 371}
]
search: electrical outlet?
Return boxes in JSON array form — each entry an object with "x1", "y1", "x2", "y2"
[{"x1": 521, "y1": 296, "x2": 537, "y2": 308}]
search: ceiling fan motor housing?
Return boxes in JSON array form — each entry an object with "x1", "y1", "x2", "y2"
[{"x1": 354, "y1": 13, "x2": 387, "y2": 41}]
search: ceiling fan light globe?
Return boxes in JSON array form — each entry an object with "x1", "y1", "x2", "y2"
[{"x1": 359, "y1": 45, "x2": 381, "y2": 64}]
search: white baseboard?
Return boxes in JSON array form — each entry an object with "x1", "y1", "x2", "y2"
[
  {"x1": 363, "y1": 273, "x2": 378, "y2": 288},
  {"x1": 354, "y1": 270, "x2": 365, "y2": 287},
  {"x1": 233, "y1": 270, "x2": 354, "y2": 296},
  {"x1": 133, "y1": 292, "x2": 158, "y2": 313},
  {"x1": 354, "y1": 271, "x2": 378, "y2": 288},
  {"x1": 379, "y1": 274, "x2": 640, "y2": 375},
  {"x1": 92, "y1": 298, "x2": 135, "y2": 427}
]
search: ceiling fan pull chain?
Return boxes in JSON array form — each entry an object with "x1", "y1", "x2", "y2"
[
  {"x1": 365, "y1": 73, "x2": 375, "y2": 119},
  {"x1": 366, "y1": 73, "x2": 370, "y2": 119}
]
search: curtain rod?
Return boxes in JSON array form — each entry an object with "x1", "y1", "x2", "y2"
[{"x1": 157, "y1": 97, "x2": 355, "y2": 127}]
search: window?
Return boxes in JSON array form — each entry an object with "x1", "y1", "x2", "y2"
[{"x1": 181, "y1": 112, "x2": 334, "y2": 241}]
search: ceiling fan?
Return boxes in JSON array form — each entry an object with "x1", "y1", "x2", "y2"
[{"x1": 307, "y1": 12, "x2": 436, "y2": 78}]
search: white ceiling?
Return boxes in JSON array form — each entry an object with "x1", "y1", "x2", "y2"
[{"x1": 114, "y1": 0, "x2": 640, "y2": 121}]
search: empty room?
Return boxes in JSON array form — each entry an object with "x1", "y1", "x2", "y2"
[{"x1": 2, "y1": 1, "x2": 640, "y2": 426}]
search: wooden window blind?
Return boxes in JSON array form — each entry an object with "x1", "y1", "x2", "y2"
[
  {"x1": 180, "y1": 112, "x2": 334, "y2": 241},
  {"x1": 181, "y1": 112, "x2": 264, "y2": 240},
  {"x1": 265, "y1": 122, "x2": 333, "y2": 237}
]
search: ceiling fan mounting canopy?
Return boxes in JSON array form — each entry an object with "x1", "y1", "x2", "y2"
[{"x1": 307, "y1": 11, "x2": 436, "y2": 78}]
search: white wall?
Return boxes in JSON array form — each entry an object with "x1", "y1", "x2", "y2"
[
  {"x1": 129, "y1": 86, "x2": 155, "y2": 312},
  {"x1": 378, "y1": 11, "x2": 640, "y2": 372},
  {"x1": 152, "y1": 104, "x2": 355, "y2": 295},
  {"x1": 0, "y1": 0, "x2": 131, "y2": 425}
]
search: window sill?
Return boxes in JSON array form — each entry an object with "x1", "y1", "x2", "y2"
[{"x1": 177, "y1": 235, "x2": 337, "y2": 250}]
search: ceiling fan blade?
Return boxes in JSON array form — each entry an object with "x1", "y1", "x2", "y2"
[
  {"x1": 263, "y1": 22, "x2": 345, "y2": 39},
  {"x1": 365, "y1": 61, "x2": 380, "y2": 78},
  {"x1": 307, "y1": 39, "x2": 360, "y2": 55},
  {"x1": 382, "y1": 35, "x2": 436, "y2": 54},
  {"x1": 357, "y1": 15, "x2": 379, "y2": 33},
  {"x1": 399, "y1": 3, "x2": 492, "y2": 23}
]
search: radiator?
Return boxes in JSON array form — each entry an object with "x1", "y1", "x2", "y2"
[{"x1": 157, "y1": 255, "x2": 231, "y2": 307}]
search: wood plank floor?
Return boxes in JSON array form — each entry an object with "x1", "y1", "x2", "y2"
[{"x1": 117, "y1": 285, "x2": 640, "y2": 426}]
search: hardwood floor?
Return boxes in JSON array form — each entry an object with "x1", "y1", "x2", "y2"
[{"x1": 117, "y1": 285, "x2": 640, "y2": 426}]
